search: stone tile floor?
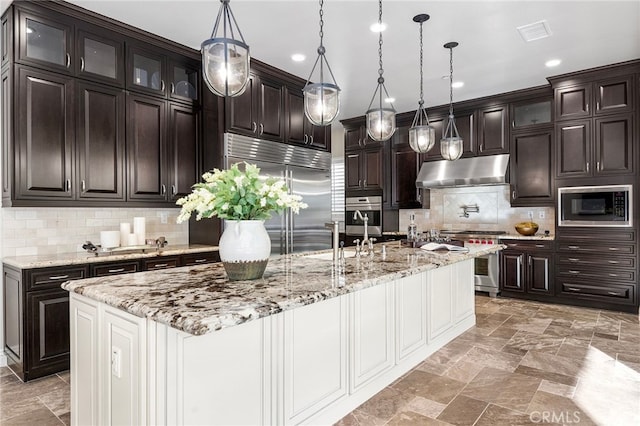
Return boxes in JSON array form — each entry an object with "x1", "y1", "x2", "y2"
[
  {"x1": 0, "y1": 295, "x2": 638, "y2": 425},
  {"x1": 337, "y1": 295, "x2": 640, "y2": 426}
]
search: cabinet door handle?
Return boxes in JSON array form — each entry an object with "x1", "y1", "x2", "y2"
[
  {"x1": 170, "y1": 83, "x2": 175, "y2": 94},
  {"x1": 358, "y1": 179, "x2": 361, "y2": 187},
  {"x1": 609, "y1": 273, "x2": 618, "y2": 277},
  {"x1": 607, "y1": 291, "x2": 620, "y2": 296},
  {"x1": 568, "y1": 258, "x2": 579, "y2": 262},
  {"x1": 535, "y1": 244, "x2": 545, "y2": 248},
  {"x1": 363, "y1": 179, "x2": 367, "y2": 187},
  {"x1": 568, "y1": 245, "x2": 580, "y2": 250},
  {"x1": 161, "y1": 184, "x2": 166, "y2": 195},
  {"x1": 66, "y1": 179, "x2": 71, "y2": 192},
  {"x1": 479, "y1": 144, "x2": 484, "y2": 153},
  {"x1": 608, "y1": 247, "x2": 620, "y2": 251},
  {"x1": 161, "y1": 80, "x2": 166, "y2": 92},
  {"x1": 108, "y1": 268, "x2": 125, "y2": 273},
  {"x1": 259, "y1": 123, "x2": 264, "y2": 135},
  {"x1": 304, "y1": 134, "x2": 308, "y2": 144},
  {"x1": 512, "y1": 190, "x2": 516, "y2": 200},
  {"x1": 586, "y1": 162, "x2": 589, "y2": 173},
  {"x1": 310, "y1": 135, "x2": 314, "y2": 145},
  {"x1": 608, "y1": 260, "x2": 619, "y2": 264},
  {"x1": 568, "y1": 270, "x2": 580, "y2": 274},
  {"x1": 528, "y1": 257, "x2": 532, "y2": 267},
  {"x1": 596, "y1": 161, "x2": 600, "y2": 172},
  {"x1": 252, "y1": 122, "x2": 257, "y2": 133},
  {"x1": 567, "y1": 287, "x2": 580, "y2": 292},
  {"x1": 585, "y1": 103, "x2": 589, "y2": 112},
  {"x1": 153, "y1": 263, "x2": 169, "y2": 268},
  {"x1": 171, "y1": 184, "x2": 177, "y2": 196},
  {"x1": 65, "y1": 53, "x2": 70, "y2": 68},
  {"x1": 81, "y1": 180, "x2": 86, "y2": 193},
  {"x1": 49, "y1": 275, "x2": 69, "y2": 280},
  {"x1": 80, "y1": 57, "x2": 85, "y2": 72},
  {"x1": 596, "y1": 102, "x2": 599, "y2": 112},
  {"x1": 194, "y1": 259, "x2": 208, "y2": 263}
]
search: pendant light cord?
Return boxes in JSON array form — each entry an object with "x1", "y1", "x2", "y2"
[
  {"x1": 448, "y1": 46, "x2": 454, "y2": 117},
  {"x1": 418, "y1": 21, "x2": 424, "y2": 107},
  {"x1": 377, "y1": 0, "x2": 384, "y2": 80},
  {"x1": 318, "y1": 0, "x2": 324, "y2": 48}
]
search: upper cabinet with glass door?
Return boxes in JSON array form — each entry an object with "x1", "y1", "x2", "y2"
[
  {"x1": 127, "y1": 44, "x2": 167, "y2": 97},
  {"x1": 75, "y1": 25, "x2": 125, "y2": 87},
  {"x1": 168, "y1": 58, "x2": 199, "y2": 104},
  {"x1": 17, "y1": 9, "x2": 73, "y2": 75},
  {"x1": 510, "y1": 98, "x2": 552, "y2": 130}
]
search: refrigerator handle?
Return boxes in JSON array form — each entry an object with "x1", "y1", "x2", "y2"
[{"x1": 288, "y1": 169, "x2": 295, "y2": 253}]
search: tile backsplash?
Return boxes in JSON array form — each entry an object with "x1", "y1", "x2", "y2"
[
  {"x1": 1, "y1": 208, "x2": 188, "y2": 257},
  {"x1": 399, "y1": 185, "x2": 555, "y2": 236}
]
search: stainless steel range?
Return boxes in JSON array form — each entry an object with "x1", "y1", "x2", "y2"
[{"x1": 439, "y1": 230, "x2": 506, "y2": 297}]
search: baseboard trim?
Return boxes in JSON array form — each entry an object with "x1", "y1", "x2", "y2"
[{"x1": 0, "y1": 351, "x2": 8, "y2": 368}]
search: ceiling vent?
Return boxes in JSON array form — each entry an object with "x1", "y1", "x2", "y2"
[{"x1": 517, "y1": 20, "x2": 552, "y2": 42}]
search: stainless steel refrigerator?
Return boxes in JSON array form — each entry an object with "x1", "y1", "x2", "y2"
[{"x1": 224, "y1": 133, "x2": 332, "y2": 255}]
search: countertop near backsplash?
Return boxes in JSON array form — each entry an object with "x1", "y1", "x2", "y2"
[{"x1": 398, "y1": 185, "x2": 555, "y2": 237}]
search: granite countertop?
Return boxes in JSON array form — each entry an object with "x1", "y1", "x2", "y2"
[
  {"x1": 62, "y1": 243, "x2": 503, "y2": 336},
  {"x1": 3, "y1": 244, "x2": 219, "y2": 269}
]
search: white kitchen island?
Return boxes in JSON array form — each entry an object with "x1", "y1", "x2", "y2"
[{"x1": 63, "y1": 243, "x2": 503, "y2": 425}]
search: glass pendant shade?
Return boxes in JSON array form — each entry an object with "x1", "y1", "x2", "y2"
[
  {"x1": 441, "y1": 136, "x2": 463, "y2": 160},
  {"x1": 201, "y1": 0, "x2": 250, "y2": 97},
  {"x1": 303, "y1": 82, "x2": 340, "y2": 126},
  {"x1": 366, "y1": 107, "x2": 396, "y2": 142},
  {"x1": 409, "y1": 125, "x2": 436, "y2": 153}
]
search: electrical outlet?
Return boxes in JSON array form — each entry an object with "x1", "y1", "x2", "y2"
[
  {"x1": 539, "y1": 211, "x2": 545, "y2": 219},
  {"x1": 160, "y1": 211, "x2": 168, "y2": 224},
  {"x1": 527, "y1": 211, "x2": 534, "y2": 220},
  {"x1": 111, "y1": 346, "x2": 122, "y2": 378}
]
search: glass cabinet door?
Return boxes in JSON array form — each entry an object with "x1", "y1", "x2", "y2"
[
  {"x1": 18, "y1": 10, "x2": 73, "y2": 74},
  {"x1": 169, "y1": 62, "x2": 198, "y2": 103},
  {"x1": 77, "y1": 29, "x2": 124, "y2": 86},
  {"x1": 127, "y1": 46, "x2": 166, "y2": 96},
  {"x1": 512, "y1": 99, "x2": 552, "y2": 128}
]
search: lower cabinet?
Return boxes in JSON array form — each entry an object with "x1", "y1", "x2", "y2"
[
  {"x1": 70, "y1": 259, "x2": 478, "y2": 425},
  {"x1": 500, "y1": 240, "x2": 554, "y2": 301}
]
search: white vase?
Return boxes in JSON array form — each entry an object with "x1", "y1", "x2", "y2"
[{"x1": 219, "y1": 220, "x2": 271, "y2": 280}]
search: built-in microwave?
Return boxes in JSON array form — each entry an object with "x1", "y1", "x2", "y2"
[{"x1": 558, "y1": 185, "x2": 632, "y2": 227}]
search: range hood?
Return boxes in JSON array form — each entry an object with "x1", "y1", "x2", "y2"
[{"x1": 416, "y1": 154, "x2": 510, "y2": 189}]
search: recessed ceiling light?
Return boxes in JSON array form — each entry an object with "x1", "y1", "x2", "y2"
[
  {"x1": 384, "y1": 97, "x2": 395, "y2": 103},
  {"x1": 291, "y1": 53, "x2": 306, "y2": 62},
  {"x1": 545, "y1": 59, "x2": 561, "y2": 67},
  {"x1": 370, "y1": 22, "x2": 387, "y2": 33},
  {"x1": 451, "y1": 81, "x2": 464, "y2": 89}
]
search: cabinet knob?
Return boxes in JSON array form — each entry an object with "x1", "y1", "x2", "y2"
[{"x1": 80, "y1": 57, "x2": 85, "y2": 72}]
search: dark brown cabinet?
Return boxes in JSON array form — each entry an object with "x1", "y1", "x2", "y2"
[
  {"x1": 226, "y1": 72, "x2": 285, "y2": 142},
  {"x1": 500, "y1": 240, "x2": 554, "y2": 300},
  {"x1": 555, "y1": 76, "x2": 634, "y2": 121},
  {"x1": 509, "y1": 127, "x2": 554, "y2": 206},
  {"x1": 477, "y1": 104, "x2": 509, "y2": 155},
  {"x1": 168, "y1": 103, "x2": 199, "y2": 200},
  {"x1": 419, "y1": 114, "x2": 446, "y2": 161},
  {"x1": 3, "y1": 264, "x2": 89, "y2": 381},
  {"x1": 15, "y1": 66, "x2": 74, "y2": 201},
  {"x1": 127, "y1": 44, "x2": 167, "y2": 97},
  {"x1": 76, "y1": 80, "x2": 126, "y2": 200},
  {"x1": 76, "y1": 26, "x2": 125, "y2": 87},
  {"x1": 345, "y1": 147, "x2": 384, "y2": 193},
  {"x1": 555, "y1": 228, "x2": 637, "y2": 312},
  {"x1": 390, "y1": 125, "x2": 421, "y2": 208},
  {"x1": 284, "y1": 86, "x2": 330, "y2": 150},
  {"x1": 556, "y1": 114, "x2": 633, "y2": 178},
  {"x1": 344, "y1": 124, "x2": 379, "y2": 150}
]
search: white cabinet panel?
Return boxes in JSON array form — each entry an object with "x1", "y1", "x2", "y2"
[
  {"x1": 70, "y1": 296, "x2": 99, "y2": 426},
  {"x1": 181, "y1": 318, "x2": 271, "y2": 425},
  {"x1": 283, "y1": 295, "x2": 348, "y2": 425},
  {"x1": 395, "y1": 273, "x2": 427, "y2": 361},
  {"x1": 102, "y1": 306, "x2": 146, "y2": 426},
  {"x1": 453, "y1": 259, "x2": 475, "y2": 323},
  {"x1": 427, "y1": 267, "x2": 454, "y2": 341},
  {"x1": 350, "y1": 282, "x2": 394, "y2": 392}
]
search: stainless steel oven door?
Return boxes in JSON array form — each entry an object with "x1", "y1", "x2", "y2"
[
  {"x1": 474, "y1": 252, "x2": 500, "y2": 297},
  {"x1": 345, "y1": 196, "x2": 383, "y2": 236}
]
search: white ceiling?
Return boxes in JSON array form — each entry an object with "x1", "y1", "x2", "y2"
[{"x1": 7, "y1": 0, "x2": 640, "y2": 121}]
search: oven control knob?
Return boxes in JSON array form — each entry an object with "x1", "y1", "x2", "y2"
[
  {"x1": 469, "y1": 239, "x2": 475, "y2": 244},
  {"x1": 488, "y1": 240, "x2": 493, "y2": 244},
  {"x1": 481, "y1": 239, "x2": 487, "y2": 244}
]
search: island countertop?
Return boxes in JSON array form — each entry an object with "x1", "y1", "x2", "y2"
[{"x1": 62, "y1": 243, "x2": 503, "y2": 336}]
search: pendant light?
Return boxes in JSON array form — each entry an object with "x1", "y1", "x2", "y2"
[
  {"x1": 440, "y1": 42, "x2": 464, "y2": 161},
  {"x1": 201, "y1": 0, "x2": 250, "y2": 97},
  {"x1": 408, "y1": 14, "x2": 435, "y2": 154},
  {"x1": 365, "y1": 0, "x2": 396, "y2": 142},
  {"x1": 303, "y1": 0, "x2": 341, "y2": 126}
]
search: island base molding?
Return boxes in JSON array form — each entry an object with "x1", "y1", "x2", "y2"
[{"x1": 69, "y1": 259, "x2": 476, "y2": 425}]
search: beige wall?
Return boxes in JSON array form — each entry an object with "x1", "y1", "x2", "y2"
[{"x1": 399, "y1": 185, "x2": 555, "y2": 236}]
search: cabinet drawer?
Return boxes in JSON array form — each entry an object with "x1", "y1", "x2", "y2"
[
  {"x1": 558, "y1": 280, "x2": 635, "y2": 305},
  {"x1": 556, "y1": 242, "x2": 635, "y2": 255},
  {"x1": 558, "y1": 254, "x2": 636, "y2": 269},
  {"x1": 28, "y1": 266, "x2": 89, "y2": 291},
  {"x1": 558, "y1": 265, "x2": 635, "y2": 283},
  {"x1": 556, "y1": 229, "x2": 635, "y2": 243},
  {"x1": 91, "y1": 261, "x2": 140, "y2": 277},
  {"x1": 500, "y1": 240, "x2": 553, "y2": 251},
  {"x1": 181, "y1": 251, "x2": 220, "y2": 266},
  {"x1": 142, "y1": 257, "x2": 179, "y2": 271}
]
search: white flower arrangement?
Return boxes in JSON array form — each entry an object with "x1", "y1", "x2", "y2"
[{"x1": 176, "y1": 162, "x2": 308, "y2": 223}]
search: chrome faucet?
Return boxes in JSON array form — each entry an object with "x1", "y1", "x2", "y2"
[
  {"x1": 324, "y1": 221, "x2": 341, "y2": 264},
  {"x1": 353, "y1": 210, "x2": 369, "y2": 247}
]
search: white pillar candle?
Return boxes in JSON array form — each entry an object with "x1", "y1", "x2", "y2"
[
  {"x1": 133, "y1": 217, "x2": 146, "y2": 245},
  {"x1": 126, "y1": 233, "x2": 138, "y2": 246},
  {"x1": 100, "y1": 231, "x2": 120, "y2": 249},
  {"x1": 120, "y1": 222, "x2": 131, "y2": 246}
]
